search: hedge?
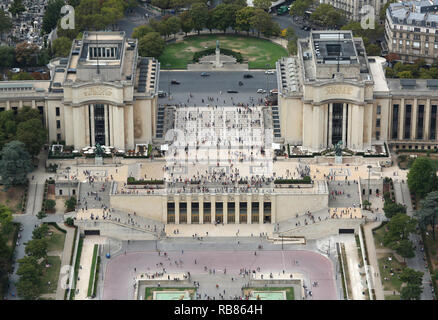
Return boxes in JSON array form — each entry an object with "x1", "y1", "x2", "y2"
[
  {"x1": 93, "y1": 256, "x2": 101, "y2": 297},
  {"x1": 70, "y1": 236, "x2": 83, "y2": 300},
  {"x1": 127, "y1": 177, "x2": 164, "y2": 185},
  {"x1": 274, "y1": 176, "x2": 312, "y2": 184},
  {"x1": 193, "y1": 47, "x2": 243, "y2": 63},
  {"x1": 87, "y1": 244, "x2": 99, "y2": 297}
]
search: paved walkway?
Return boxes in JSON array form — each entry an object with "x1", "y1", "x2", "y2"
[
  {"x1": 55, "y1": 223, "x2": 76, "y2": 300},
  {"x1": 394, "y1": 181, "x2": 434, "y2": 300},
  {"x1": 363, "y1": 221, "x2": 385, "y2": 300},
  {"x1": 74, "y1": 236, "x2": 106, "y2": 300}
]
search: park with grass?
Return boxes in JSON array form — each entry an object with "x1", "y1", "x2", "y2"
[{"x1": 158, "y1": 35, "x2": 288, "y2": 70}]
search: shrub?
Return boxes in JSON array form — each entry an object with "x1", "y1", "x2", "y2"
[
  {"x1": 193, "y1": 48, "x2": 243, "y2": 63},
  {"x1": 44, "y1": 199, "x2": 56, "y2": 211}
]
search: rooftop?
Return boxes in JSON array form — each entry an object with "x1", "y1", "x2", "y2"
[
  {"x1": 298, "y1": 31, "x2": 372, "y2": 83},
  {"x1": 388, "y1": 0, "x2": 438, "y2": 27}
]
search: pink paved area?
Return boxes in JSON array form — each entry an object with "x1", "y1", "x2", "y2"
[{"x1": 103, "y1": 250, "x2": 337, "y2": 300}]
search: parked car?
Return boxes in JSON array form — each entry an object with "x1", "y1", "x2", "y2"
[
  {"x1": 227, "y1": 90, "x2": 238, "y2": 93},
  {"x1": 257, "y1": 89, "x2": 266, "y2": 93},
  {"x1": 201, "y1": 72, "x2": 210, "y2": 76},
  {"x1": 243, "y1": 74, "x2": 253, "y2": 78},
  {"x1": 265, "y1": 70, "x2": 275, "y2": 74},
  {"x1": 158, "y1": 91, "x2": 167, "y2": 97},
  {"x1": 171, "y1": 80, "x2": 180, "y2": 85},
  {"x1": 11, "y1": 68, "x2": 21, "y2": 73}
]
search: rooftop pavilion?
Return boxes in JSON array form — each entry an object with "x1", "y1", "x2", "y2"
[{"x1": 298, "y1": 30, "x2": 372, "y2": 83}]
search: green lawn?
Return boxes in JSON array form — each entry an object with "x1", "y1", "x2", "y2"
[
  {"x1": 46, "y1": 226, "x2": 66, "y2": 252},
  {"x1": 373, "y1": 225, "x2": 387, "y2": 250},
  {"x1": 244, "y1": 287, "x2": 295, "y2": 300},
  {"x1": 159, "y1": 35, "x2": 288, "y2": 69},
  {"x1": 40, "y1": 256, "x2": 61, "y2": 294},
  {"x1": 378, "y1": 255, "x2": 404, "y2": 292},
  {"x1": 144, "y1": 287, "x2": 196, "y2": 300}
]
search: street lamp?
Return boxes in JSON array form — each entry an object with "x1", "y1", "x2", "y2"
[
  {"x1": 166, "y1": 64, "x2": 171, "y2": 99},
  {"x1": 367, "y1": 165, "x2": 372, "y2": 203},
  {"x1": 66, "y1": 166, "x2": 71, "y2": 196},
  {"x1": 265, "y1": 64, "x2": 270, "y2": 99}
]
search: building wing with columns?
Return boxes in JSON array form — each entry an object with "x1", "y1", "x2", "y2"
[
  {"x1": 0, "y1": 31, "x2": 159, "y2": 151},
  {"x1": 277, "y1": 30, "x2": 391, "y2": 153}
]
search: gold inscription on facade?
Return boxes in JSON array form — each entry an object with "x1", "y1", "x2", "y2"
[
  {"x1": 325, "y1": 86, "x2": 353, "y2": 95},
  {"x1": 82, "y1": 87, "x2": 113, "y2": 97}
]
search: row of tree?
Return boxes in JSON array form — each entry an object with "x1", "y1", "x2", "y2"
[
  {"x1": 0, "y1": 107, "x2": 47, "y2": 158},
  {"x1": 0, "y1": 204, "x2": 14, "y2": 297},
  {"x1": 16, "y1": 224, "x2": 51, "y2": 299},
  {"x1": 379, "y1": 179, "x2": 423, "y2": 299},
  {"x1": 131, "y1": 3, "x2": 281, "y2": 58},
  {"x1": 385, "y1": 58, "x2": 438, "y2": 79}
]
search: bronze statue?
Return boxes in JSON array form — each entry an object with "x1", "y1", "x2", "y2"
[
  {"x1": 95, "y1": 143, "x2": 104, "y2": 157},
  {"x1": 334, "y1": 141, "x2": 343, "y2": 157}
]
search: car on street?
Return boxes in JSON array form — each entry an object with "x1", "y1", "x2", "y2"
[
  {"x1": 171, "y1": 80, "x2": 180, "y2": 85},
  {"x1": 227, "y1": 90, "x2": 238, "y2": 93},
  {"x1": 265, "y1": 70, "x2": 275, "y2": 74},
  {"x1": 201, "y1": 72, "x2": 210, "y2": 76},
  {"x1": 257, "y1": 89, "x2": 266, "y2": 93},
  {"x1": 243, "y1": 74, "x2": 253, "y2": 78},
  {"x1": 158, "y1": 91, "x2": 167, "y2": 97}
]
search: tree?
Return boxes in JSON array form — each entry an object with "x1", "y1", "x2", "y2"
[
  {"x1": 253, "y1": 0, "x2": 272, "y2": 11},
  {"x1": 166, "y1": 16, "x2": 181, "y2": 38},
  {"x1": 398, "y1": 70, "x2": 413, "y2": 78},
  {"x1": 236, "y1": 7, "x2": 256, "y2": 35},
  {"x1": 66, "y1": 217, "x2": 74, "y2": 227},
  {"x1": 0, "y1": 234, "x2": 12, "y2": 296},
  {"x1": 32, "y1": 224, "x2": 49, "y2": 240},
  {"x1": 212, "y1": 4, "x2": 236, "y2": 33},
  {"x1": 400, "y1": 267, "x2": 424, "y2": 286},
  {"x1": 15, "y1": 42, "x2": 40, "y2": 66},
  {"x1": 310, "y1": 4, "x2": 345, "y2": 28},
  {"x1": 366, "y1": 44, "x2": 381, "y2": 56},
  {"x1": 394, "y1": 239, "x2": 415, "y2": 260},
  {"x1": 25, "y1": 238, "x2": 48, "y2": 259},
  {"x1": 52, "y1": 37, "x2": 72, "y2": 57},
  {"x1": 0, "y1": 10, "x2": 12, "y2": 40},
  {"x1": 407, "y1": 157, "x2": 437, "y2": 198},
  {"x1": 0, "y1": 46, "x2": 14, "y2": 68},
  {"x1": 383, "y1": 213, "x2": 417, "y2": 246},
  {"x1": 401, "y1": 283, "x2": 423, "y2": 300},
  {"x1": 0, "y1": 141, "x2": 33, "y2": 190},
  {"x1": 16, "y1": 256, "x2": 43, "y2": 300},
  {"x1": 9, "y1": 0, "x2": 26, "y2": 16},
  {"x1": 0, "y1": 204, "x2": 13, "y2": 234},
  {"x1": 138, "y1": 32, "x2": 165, "y2": 58},
  {"x1": 44, "y1": 199, "x2": 56, "y2": 212},
  {"x1": 250, "y1": 9, "x2": 272, "y2": 37},
  {"x1": 65, "y1": 196, "x2": 77, "y2": 212},
  {"x1": 11, "y1": 72, "x2": 34, "y2": 80},
  {"x1": 380, "y1": 0, "x2": 396, "y2": 21},
  {"x1": 386, "y1": 52, "x2": 400, "y2": 64},
  {"x1": 42, "y1": 0, "x2": 65, "y2": 34},
  {"x1": 190, "y1": 3, "x2": 208, "y2": 35},
  {"x1": 37, "y1": 211, "x2": 47, "y2": 220},
  {"x1": 287, "y1": 39, "x2": 297, "y2": 55},
  {"x1": 16, "y1": 119, "x2": 47, "y2": 157},
  {"x1": 289, "y1": 0, "x2": 313, "y2": 17},
  {"x1": 383, "y1": 201, "x2": 406, "y2": 219},
  {"x1": 179, "y1": 11, "x2": 194, "y2": 36},
  {"x1": 131, "y1": 25, "x2": 155, "y2": 39},
  {"x1": 416, "y1": 191, "x2": 438, "y2": 240}
]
